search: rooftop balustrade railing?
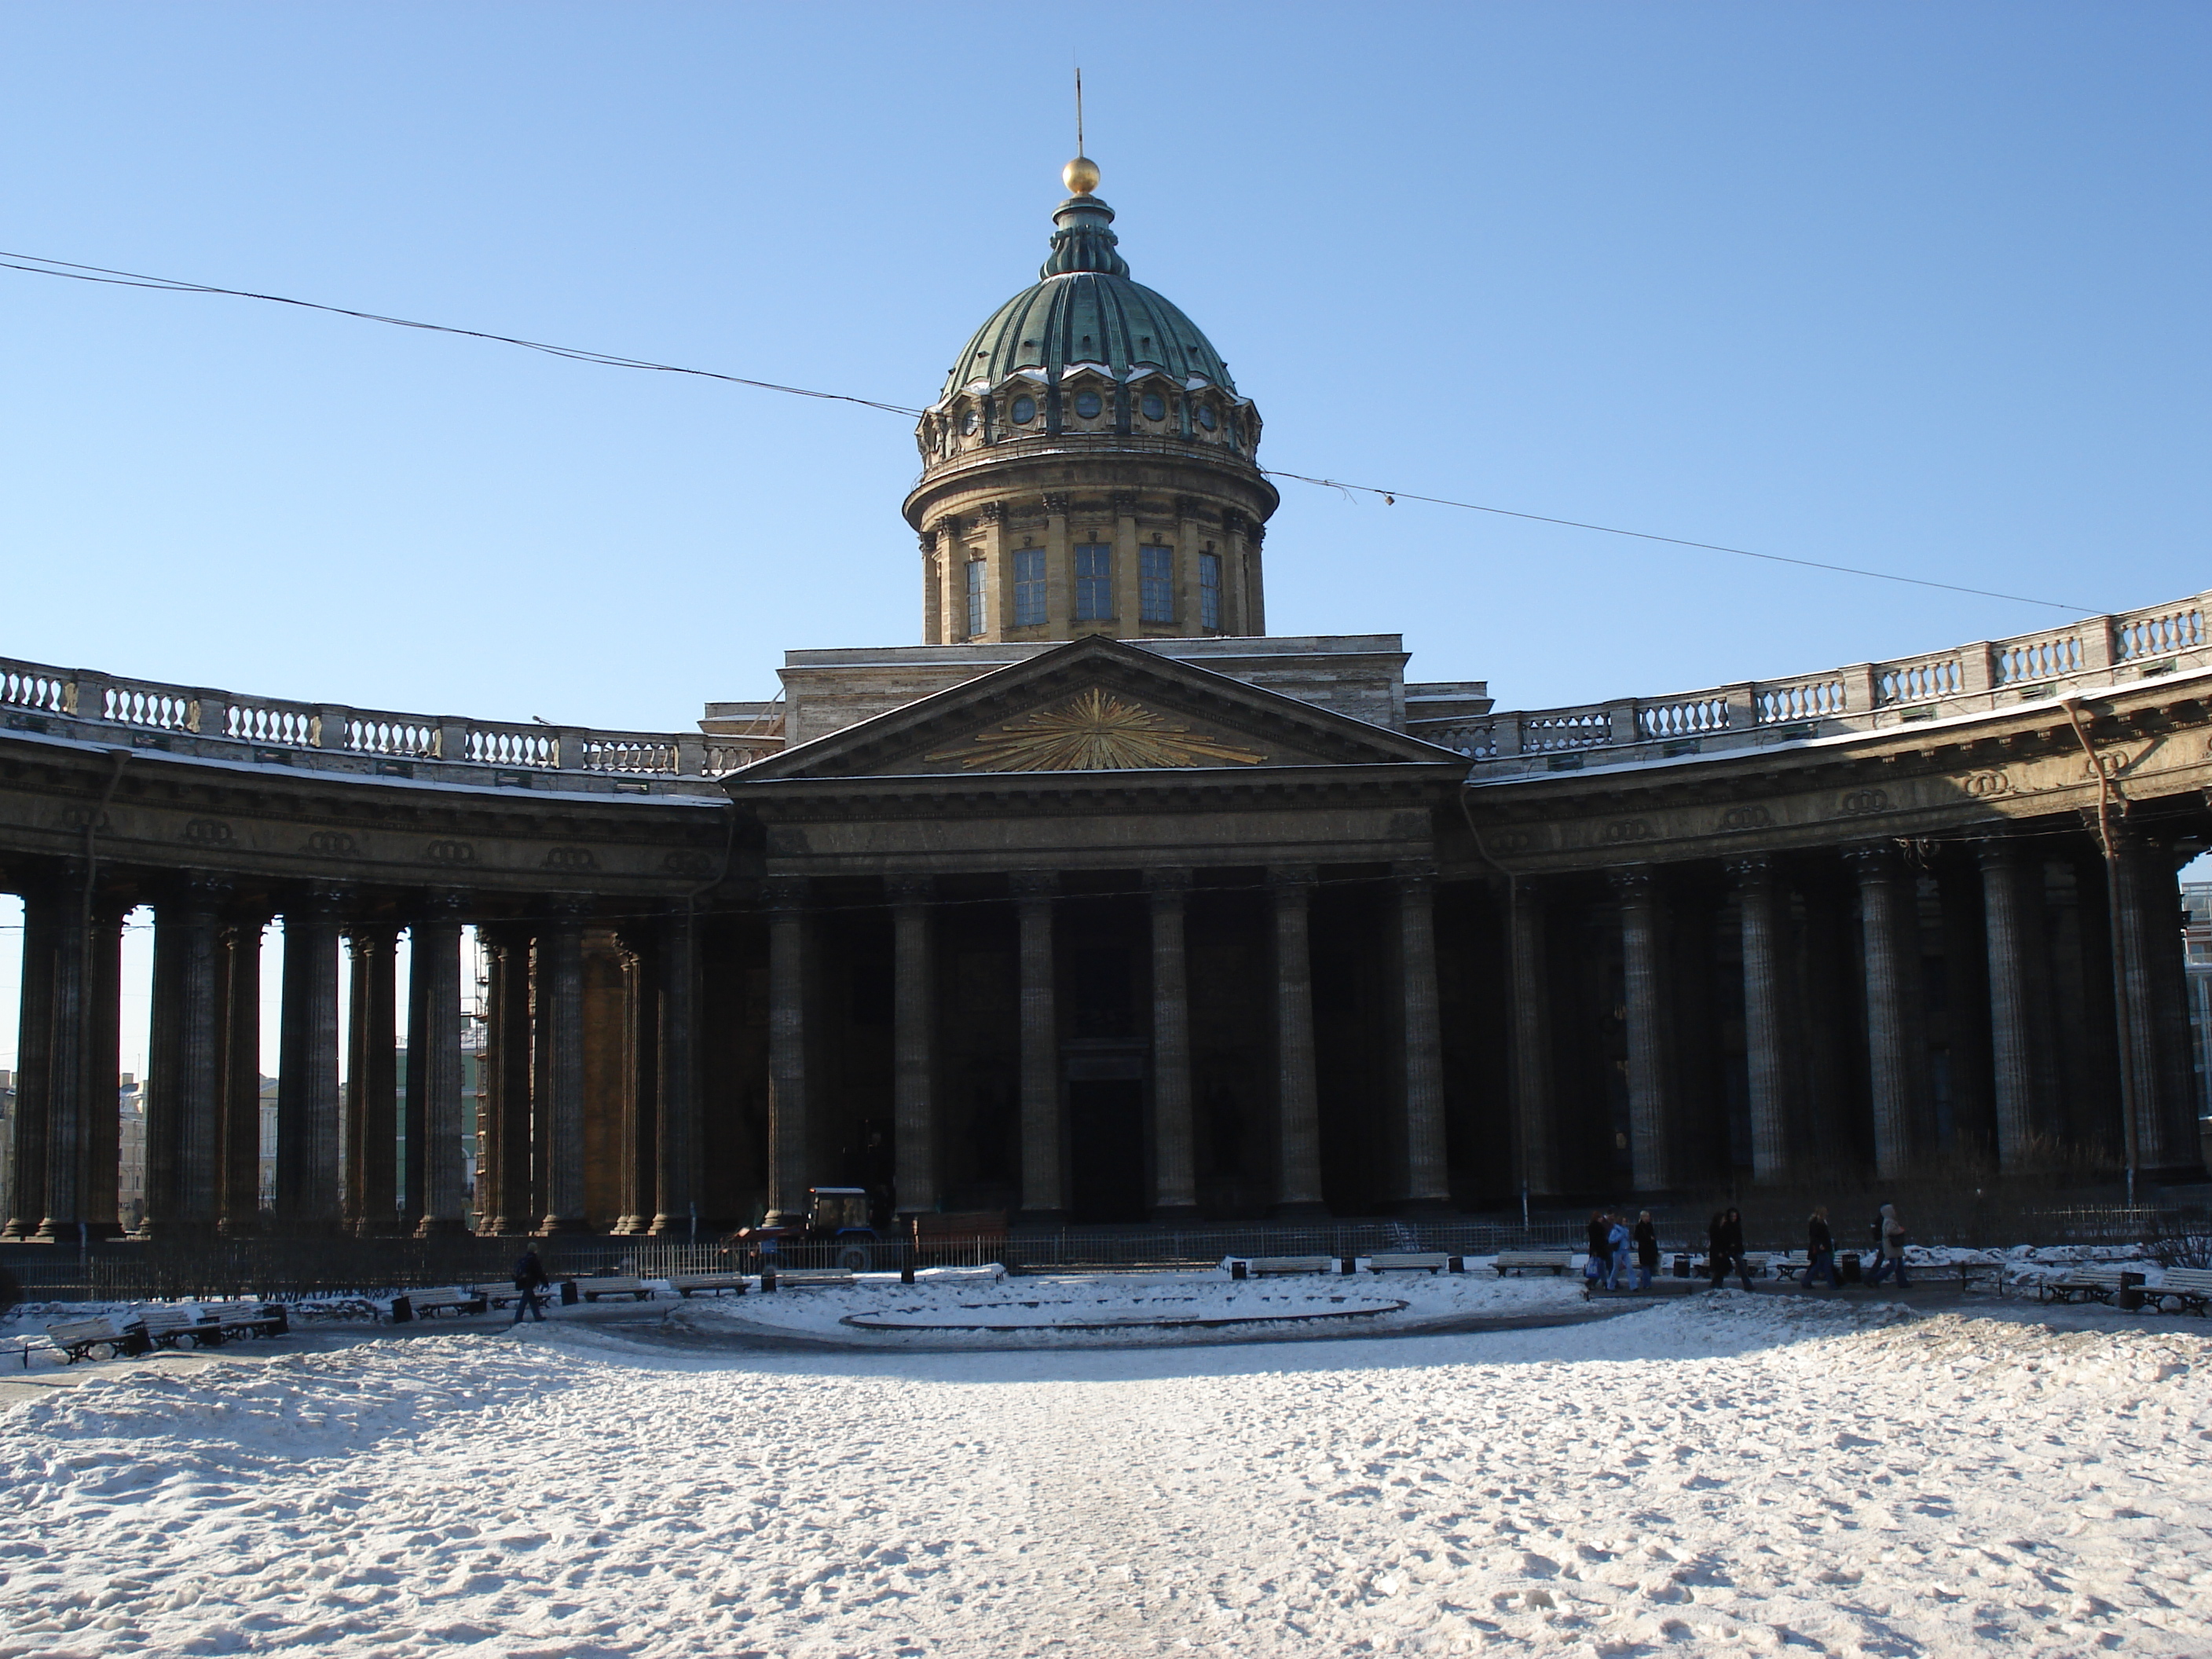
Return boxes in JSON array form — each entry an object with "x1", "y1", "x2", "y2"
[{"x1": 0, "y1": 655, "x2": 782, "y2": 796}]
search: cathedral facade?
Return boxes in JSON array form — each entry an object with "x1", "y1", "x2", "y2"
[{"x1": 2, "y1": 161, "x2": 2208, "y2": 1245}]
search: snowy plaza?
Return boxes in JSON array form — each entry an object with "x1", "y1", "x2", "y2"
[{"x1": 3, "y1": 1280, "x2": 2210, "y2": 1657}]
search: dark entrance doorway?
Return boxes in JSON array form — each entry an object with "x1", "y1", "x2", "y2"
[{"x1": 1068, "y1": 1079, "x2": 1147, "y2": 1221}]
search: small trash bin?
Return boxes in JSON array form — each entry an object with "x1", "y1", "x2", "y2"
[
  {"x1": 1672, "y1": 1254, "x2": 1690, "y2": 1278},
  {"x1": 2119, "y1": 1270, "x2": 2147, "y2": 1312},
  {"x1": 390, "y1": 1295, "x2": 415, "y2": 1324},
  {"x1": 1840, "y1": 1251, "x2": 1863, "y2": 1284},
  {"x1": 559, "y1": 1280, "x2": 580, "y2": 1306}
]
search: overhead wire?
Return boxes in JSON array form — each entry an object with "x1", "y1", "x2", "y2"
[{"x1": 1, "y1": 246, "x2": 2098, "y2": 613}]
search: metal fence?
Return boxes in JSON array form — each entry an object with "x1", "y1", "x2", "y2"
[{"x1": 1, "y1": 1203, "x2": 2203, "y2": 1306}]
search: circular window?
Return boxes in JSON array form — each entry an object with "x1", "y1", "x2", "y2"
[
  {"x1": 1010, "y1": 395, "x2": 1037, "y2": 424},
  {"x1": 960, "y1": 408, "x2": 977, "y2": 435},
  {"x1": 1074, "y1": 390, "x2": 1103, "y2": 419},
  {"x1": 1141, "y1": 392, "x2": 1166, "y2": 421},
  {"x1": 1198, "y1": 404, "x2": 1218, "y2": 431}
]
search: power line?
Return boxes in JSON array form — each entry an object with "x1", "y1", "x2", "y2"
[{"x1": 2, "y1": 247, "x2": 2100, "y2": 613}]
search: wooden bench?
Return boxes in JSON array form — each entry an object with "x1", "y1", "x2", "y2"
[
  {"x1": 1368, "y1": 1251, "x2": 1464, "y2": 1274},
  {"x1": 668, "y1": 1273, "x2": 749, "y2": 1298},
  {"x1": 390, "y1": 1287, "x2": 490, "y2": 1322},
  {"x1": 760, "y1": 1267, "x2": 855, "y2": 1291},
  {"x1": 46, "y1": 1317, "x2": 149, "y2": 1364},
  {"x1": 1229, "y1": 1255, "x2": 1335, "y2": 1280},
  {"x1": 129, "y1": 1306, "x2": 227, "y2": 1350},
  {"x1": 1493, "y1": 1251, "x2": 1576, "y2": 1277},
  {"x1": 567, "y1": 1276, "x2": 656, "y2": 1302},
  {"x1": 2142, "y1": 1267, "x2": 2212, "y2": 1315},
  {"x1": 465, "y1": 1282, "x2": 529, "y2": 1309},
  {"x1": 2034, "y1": 1266, "x2": 2131, "y2": 1306},
  {"x1": 198, "y1": 1302, "x2": 288, "y2": 1341}
]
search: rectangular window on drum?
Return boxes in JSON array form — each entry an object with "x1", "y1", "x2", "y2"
[
  {"x1": 965, "y1": 559, "x2": 986, "y2": 638},
  {"x1": 1075, "y1": 543, "x2": 1112, "y2": 621},
  {"x1": 1199, "y1": 551, "x2": 1222, "y2": 631},
  {"x1": 1013, "y1": 548, "x2": 1046, "y2": 626},
  {"x1": 1140, "y1": 545, "x2": 1174, "y2": 622}
]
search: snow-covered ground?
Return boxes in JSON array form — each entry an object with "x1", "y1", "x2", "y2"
[{"x1": 3, "y1": 1288, "x2": 2208, "y2": 1657}]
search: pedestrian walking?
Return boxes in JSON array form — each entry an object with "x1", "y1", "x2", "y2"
[
  {"x1": 511, "y1": 1247, "x2": 551, "y2": 1325},
  {"x1": 1865, "y1": 1203, "x2": 1910, "y2": 1287},
  {"x1": 1708, "y1": 1207, "x2": 1752, "y2": 1290},
  {"x1": 1632, "y1": 1211, "x2": 1658, "y2": 1291},
  {"x1": 1606, "y1": 1214, "x2": 1631, "y2": 1291},
  {"x1": 1585, "y1": 1210, "x2": 1611, "y2": 1289},
  {"x1": 1803, "y1": 1206, "x2": 1840, "y2": 1290}
]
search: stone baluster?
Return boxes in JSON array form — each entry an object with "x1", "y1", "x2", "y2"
[
  {"x1": 1727, "y1": 855, "x2": 1792, "y2": 1184},
  {"x1": 1846, "y1": 844, "x2": 1922, "y2": 1181},
  {"x1": 2, "y1": 881, "x2": 61, "y2": 1240},
  {"x1": 765, "y1": 877, "x2": 810, "y2": 1218},
  {"x1": 537, "y1": 899, "x2": 591, "y2": 1233},
  {"x1": 1012, "y1": 872, "x2": 1062, "y2": 1220},
  {"x1": 217, "y1": 914, "x2": 267, "y2": 1232},
  {"x1": 142, "y1": 876, "x2": 229, "y2": 1236},
  {"x1": 342, "y1": 923, "x2": 401, "y2": 1235},
  {"x1": 889, "y1": 875, "x2": 936, "y2": 1215},
  {"x1": 1396, "y1": 863, "x2": 1450, "y2": 1208},
  {"x1": 1611, "y1": 869, "x2": 1672, "y2": 1192},
  {"x1": 1270, "y1": 866, "x2": 1326, "y2": 1216},
  {"x1": 276, "y1": 887, "x2": 348, "y2": 1232},
  {"x1": 650, "y1": 906, "x2": 702, "y2": 1236},
  {"x1": 1147, "y1": 870, "x2": 1197, "y2": 1218},
  {"x1": 408, "y1": 895, "x2": 468, "y2": 1236},
  {"x1": 1507, "y1": 882, "x2": 1555, "y2": 1196},
  {"x1": 476, "y1": 923, "x2": 534, "y2": 1234},
  {"x1": 1976, "y1": 839, "x2": 2052, "y2": 1170}
]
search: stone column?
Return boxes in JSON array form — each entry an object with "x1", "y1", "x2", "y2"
[
  {"x1": 142, "y1": 876, "x2": 229, "y2": 1236},
  {"x1": 276, "y1": 888, "x2": 347, "y2": 1232},
  {"x1": 1271, "y1": 866, "x2": 1326, "y2": 1215},
  {"x1": 1507, "y1": 883, "x2": 1556, "y2": 1196},
  {"x1": 1612, "y1": 869, "x2": 1673, "y2": 1192},
  {"x1": 1041, "y1": 494, "x2": 1072, "y2": 635},
  {"x1": 537, "y1": 900, "x2": 591, "y2": 1234},
  {"x1": 2, "y1": 882, "x2": 61, "y2": 1240},
  {"x1": 342, "y1": 923, "x2": 401, "y2": 1235},
  {"x1": 1111, "y1": 489, "x2": 1142, "y2": 628},
  {"x1": 33, "y1": 880, "x2": 92, "y2": 1244},
  {"x1": 83, "y1": 896, "x2": 126, "y2": 1241},
  {"x1": 1012, "y1": 872, "x2": 1061, "y2": 1220},
  {"x1": 1147, "y1": 870, "x2": 1197, "y2": 1217},
  {"x1": 1847, "y1": 844, "x2": 1921, "y2": 1181},
  {"x1": 2113, "y1": 830, "x2": 2196, "y2": 1172},
  {"x1": 889, "y1": 876, "x2": 936, "y2": 1215},
  {"x1": 217, "y1": 914, "x2": 266, "y2": 1232},
  {"x1": 1977, "y1": 840, "x2": 2051, "y2": 1170},
  {"x1": 476, "y1": 923, "x2": 534, "y2": 1234},
  {"x1": 650, "y1": 906, "x2": 701, "y2": 1236},
  {"x1": 408, "y1": 897, "x2": 468, "y2": 1236},
  {"x1": 765, "y1": 877, "x2": 809, "y2": 1218},
  {"x1": 1396, "y1": 864, "x2": 1450, "y2": 1207},
  {"x1": 1729, "y1": 856, "x2": 1792, "y2": 1185}
]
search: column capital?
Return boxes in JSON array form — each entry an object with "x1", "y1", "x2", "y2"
[
  {"x1": 979, "y1": 501, "x2": 1007, "y2": 524},
  {"x1": 917, "y1": 529, "x2": 938, "y2": 555},
  {"x1": 1110, "y1": 489, "x2": 1140, "y2": 517},
  {"x1": 1144, "y1": 867, "x2": 1192, "y2": 897},
  {"x1": 541, "y1": 892, "x2": 595, "y2": 921},
  {"x1": 1843, "y1": 841, "x2": 1902, "y2": 879},
  {"x1": 762, "y1": 874, "x2": 809, "y2": 913},
  {"x1": 168, "y1": 873, "x2": 234, "y2": 917},
  {"x1": 885, "y1": 873, "x2": 935, "y2": 906},
  {"x1": 1174, "y1": 495, "x2": 1207, "y2": 520},
  {"x1": 343, "y1": 921, "x2": 402, "y2": 952},
  {"x1": 1267, "y1": 863, "x2": 1317, "y2": 892},
  {"x1": 289, "y1": 883, "x2": 353, "y2": 921},
  {"x1": 412, "y1": 888, "x2": 470, "y2": 924},
  {"x1": 1723, "y1": 853, "x2": 1774, "y2": 887},
  {"x1": 1041, "y1": 492, "x2": 1070, "y2": 516},
  {"x1": 1972, "y1": 836, "x2": 2023, "y2": 871},
  {"x1": 1391, "y1": 861, "x2": 1439, "y2": 888},
  {"x1": 1009, "y1": 870, "x2": 1059, "y2": 901},
  {"x1": 1608, "y1": 867, "x2": 1657, "y2": 901}
]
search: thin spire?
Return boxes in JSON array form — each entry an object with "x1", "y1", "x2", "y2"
[{"x1": 1075, "y1": 65, "x2": 1085, "y2": 158}]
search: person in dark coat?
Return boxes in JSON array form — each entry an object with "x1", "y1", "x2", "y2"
[
  {"x1": 511, "y1": 1247, "x2": 551, "y2": 1325},
  {"x1": 1707, "y1": 1208, "x2": 1752, "y2": 1290},
  {"x1": 1585, "y1": 1211, "x2": 1612, "y2": 1289},
  {"x1": 1804, "y1": 1207, "x2": 1840, "y2": 1291},
  {"x1": 1632, "y1": 1211, "x2": 1659, "y2": 1291}
]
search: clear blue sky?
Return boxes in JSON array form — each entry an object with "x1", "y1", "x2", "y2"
[{"x1": 2, "y1": 2, "x2": 2206, "y2": 731}]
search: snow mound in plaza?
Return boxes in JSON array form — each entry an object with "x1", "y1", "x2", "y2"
[{"x1": 675, "y1": 1265, "x2": 1588, "y2": 1347}]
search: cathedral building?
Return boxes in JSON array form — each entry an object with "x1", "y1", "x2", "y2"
[{"x1": 1, "y1": 160, "x2": 2207, "y2": 1246}]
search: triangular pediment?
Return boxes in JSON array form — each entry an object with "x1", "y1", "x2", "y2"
[{"x1": 731, "y1": 636, "x2": 1461, "y2": 785}]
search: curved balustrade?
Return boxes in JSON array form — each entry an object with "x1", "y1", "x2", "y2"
[{"x1": 0, "y1": 656, "x2": 779, "y2": 797}]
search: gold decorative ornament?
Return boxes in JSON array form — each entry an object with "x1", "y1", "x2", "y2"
[
  {"x1": 1063, "y1": 155, "x2": 1101, "y2": 196},
  {"x1": 930, "y1": 687, "x2": 1265, "y2": 771}
]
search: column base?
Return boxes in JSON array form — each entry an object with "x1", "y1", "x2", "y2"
[
  {"x1": 1270, "y1": 1200, "x2": 1331, "y2": 1221},
  {"x1": 478, "y1": 1218, "x2": 521, "y2": 1237},
  {"x1": 536, "y1": 1215, "x2": 595, "y2": 1236},
  {"x1": 1149, "y1": 1203, "x2": 1204, "y2": 1224},
  {"x1": 412, "y1": 1216, "x2": 470, "y2": 1240},
  {"x1": 646, "y1": 1214, "x2": 708, "y2": 1237},
  {"x1": 29, "y1": 1219, "x2": 129, "y2": 1243}
]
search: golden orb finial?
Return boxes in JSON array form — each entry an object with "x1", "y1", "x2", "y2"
[{"x1": 1063, "y1": 156, "x2": 1101, "y2": 196}]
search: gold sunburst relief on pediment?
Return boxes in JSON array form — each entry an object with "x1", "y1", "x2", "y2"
[{"x1": 927, "y1": 687, "x2": 1268, "y2": 772}]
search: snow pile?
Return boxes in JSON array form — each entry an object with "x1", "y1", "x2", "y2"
[
  {"x1": 681, "y1": 1265, "x2": 1585, "y2": 1347},
  {"x1": 2, "y1": 1294, "x2": 2207, "y2": 1655}
]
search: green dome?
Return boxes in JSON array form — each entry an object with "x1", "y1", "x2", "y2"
[{"x1": 939, "y1": 190, "x2": 1236, "y2": 404}]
